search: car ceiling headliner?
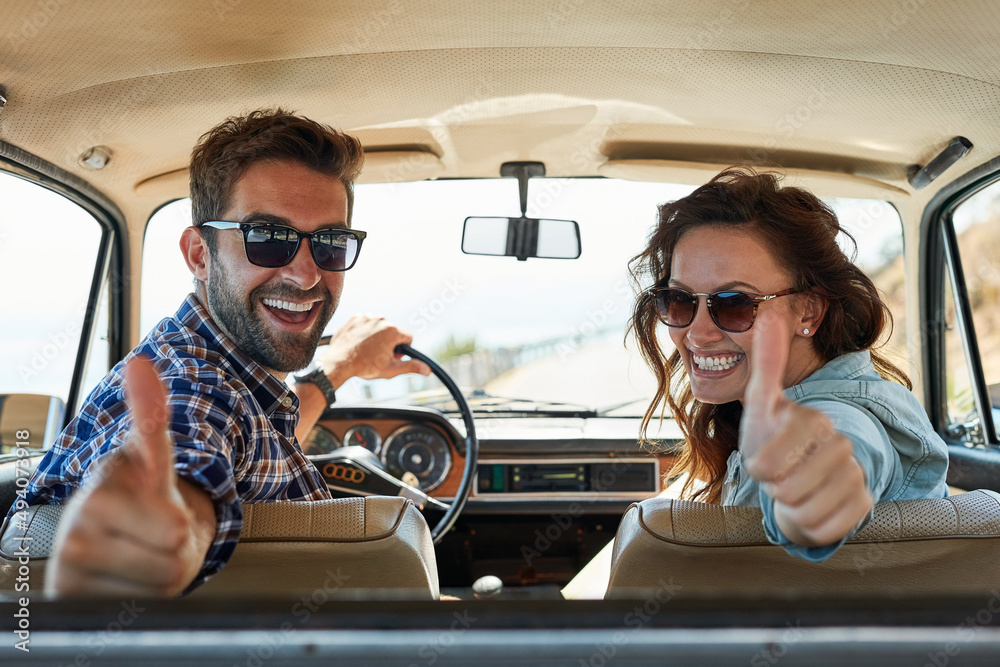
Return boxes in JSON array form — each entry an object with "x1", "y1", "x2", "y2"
[{"x1": 2, "y1": 0, "x2": 1000, "y2": 229}]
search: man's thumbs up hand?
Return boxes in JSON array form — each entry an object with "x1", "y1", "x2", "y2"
[
  {"x1": 47, "y1": 356, "x2": 215, "y2": 598},
  {"x1": 125, "y1": 355, "x2": 179, "y2": 497}
]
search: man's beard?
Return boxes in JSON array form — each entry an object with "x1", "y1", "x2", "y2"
[{"x1": 205, "y1": 261, "x2": 336, "y2": 373}]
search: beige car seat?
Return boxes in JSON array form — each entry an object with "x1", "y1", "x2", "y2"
[
  {"x1": 0, "y1": 496, "x2": 439, "y2": 599},
  {"x1": 606, "y1": 491, "x2": 1000, "y2": 598}
]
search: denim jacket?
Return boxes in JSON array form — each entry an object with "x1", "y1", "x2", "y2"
[{"x1": 721, "y1": 349, "x2": 949, "y2": 561}]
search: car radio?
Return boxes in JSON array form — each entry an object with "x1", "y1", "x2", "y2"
[{"x1": 475, "y1": 459, "x2": 659, "y2": 495}]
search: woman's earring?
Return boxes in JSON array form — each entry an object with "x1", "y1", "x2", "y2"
[{"x1": 803, "y1": 328, "x2": 810, "y2": 335}]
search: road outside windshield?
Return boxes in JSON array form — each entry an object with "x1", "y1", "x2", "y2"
[{"x1": 140, "y1": 178, "x2": 905, "y2": 416}]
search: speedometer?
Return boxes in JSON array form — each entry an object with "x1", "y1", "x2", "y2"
[{"x1": 381, "y1": 424, "x2": 451, "y2": 492}]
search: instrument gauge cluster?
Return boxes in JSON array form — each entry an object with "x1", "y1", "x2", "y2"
[{"x1": 305, "y1": 415, "x2": 455, "y2": 494}]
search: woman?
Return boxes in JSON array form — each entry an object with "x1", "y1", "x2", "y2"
[{"x1": 628, "y1": 167, "x2": 948, "y2": 560}]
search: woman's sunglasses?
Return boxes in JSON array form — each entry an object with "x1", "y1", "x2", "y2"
[
  {"x1": 200, "y1": 221, "x2": 367, "y2": 272},
  {"x1": 647, "y1": 285, "x2": 801, "y2": 333}
]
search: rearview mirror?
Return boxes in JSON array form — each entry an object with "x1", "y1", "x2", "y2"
[
  {"x1": 0, "y1": 394, "x2": 65, "y2": 453},
  {"x1": 461, "y1": 216, "x2": 581, "y2": 261}
]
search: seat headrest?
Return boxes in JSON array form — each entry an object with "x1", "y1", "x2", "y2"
[{"x1": 607, "y1": 490, "x2": 1000, "y2": 598}]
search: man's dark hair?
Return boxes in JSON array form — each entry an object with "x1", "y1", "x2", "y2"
[{"x1": 189, "y1": 108, "x2": 365, "y2": 253}]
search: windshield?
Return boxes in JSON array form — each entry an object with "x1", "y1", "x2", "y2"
[{"x1": 142, "y1": 178, "x2": 905, "y2": 416}]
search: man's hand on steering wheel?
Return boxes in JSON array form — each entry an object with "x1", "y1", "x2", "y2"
[{"x1": 319, "y1": 315, "x2": 431, "y2": 384}]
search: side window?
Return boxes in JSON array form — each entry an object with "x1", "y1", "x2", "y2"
[
  {"x1": 141, "y1": 200, "x2": 193, "y2": 335},
  {"x1": 946, "y1": 179, "x2": 1000, "y2": 443},
  {"x1": 80, "y1": 278, "x2": 112, "y2": 396},
  {"x1": 0, "y1": 171, "x2": 108, "y2": 448},
  {"x1": 831, "y1": 198, "x2": 908, "y2": 372},
  {"x1": 942, "y1": 267, "x2": 976, "y2": 436}
]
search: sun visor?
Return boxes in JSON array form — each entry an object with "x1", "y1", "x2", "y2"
[
  {"x1": 134, "y1": 150, "x2": 444, "y2": 200},
  {"x1": 598, "y1": 159, "x2": 909, "y2": 201},
  {"x1": 357, "y1": 151, "x2": 444, "y2": 184},
  {"x1": 135, "y1": 168, "x2": 189, "y2": 200}
]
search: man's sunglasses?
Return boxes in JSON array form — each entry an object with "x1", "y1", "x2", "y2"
[
  {"x1": 646, "y1": 285, "x2": 801, "y2": 333},
  {"x1": 200, "y1": 221, "x2": 366, "y2": 272}
]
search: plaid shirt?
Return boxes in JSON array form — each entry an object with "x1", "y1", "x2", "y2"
[{"x1": 7, "y1": 293, "x2": 331, "y2": 590}]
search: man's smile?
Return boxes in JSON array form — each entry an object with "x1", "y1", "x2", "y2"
[{"x1": 259, "y1": 296, "x2": 323, "y2": 331}]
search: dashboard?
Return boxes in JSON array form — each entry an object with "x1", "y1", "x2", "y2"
[
  {"x1": 304, "y1": 408, "x2": 457, "y2": 493},
  {"x1": 306, "y1": 405, "x2": 680, "y2": 509}
]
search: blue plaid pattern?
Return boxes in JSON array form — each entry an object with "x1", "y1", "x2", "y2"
[{"x1": 6, "y1": 294, "x2": 331, "y2": 590}]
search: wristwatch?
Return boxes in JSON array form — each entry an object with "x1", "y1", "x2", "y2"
[{"x1": 293, "y1": 366, "x2": 337, "y2": 407}]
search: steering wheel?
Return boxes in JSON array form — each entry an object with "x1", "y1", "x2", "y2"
[{"x1": 307, "y1": 340, "x2": 478, "y2": 544}]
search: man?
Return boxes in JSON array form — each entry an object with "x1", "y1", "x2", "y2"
[{"x1": 7, "y1": 109, "x2": 429, "y2": 596}]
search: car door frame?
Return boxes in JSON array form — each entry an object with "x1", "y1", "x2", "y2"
[
  {"x1": 0, "y1": 139, "x2": 129, "y2": 423},
  {"x1": 921, "y1": 154, "x2": 1000, "y2": 490}
]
